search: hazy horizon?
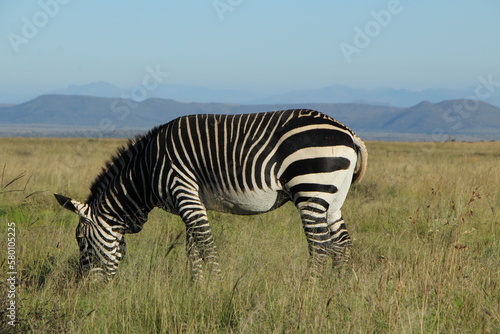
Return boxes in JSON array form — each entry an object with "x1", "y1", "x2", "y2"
[{"x1": 1, "y1": 1, "x2": 499, "y2": 104}]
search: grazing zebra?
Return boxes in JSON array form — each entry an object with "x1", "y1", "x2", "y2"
[{"x1": 55, "y1": 109, "x2": 367, "y2": 281}]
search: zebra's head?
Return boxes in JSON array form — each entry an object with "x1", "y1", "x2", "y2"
[{"x1": 54, "y1": 194, "x2": 126, "y2": 281}]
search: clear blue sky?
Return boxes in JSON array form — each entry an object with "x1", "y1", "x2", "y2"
[{"x1": 1, "y1": 0, "x2": 499, "y2": 102}]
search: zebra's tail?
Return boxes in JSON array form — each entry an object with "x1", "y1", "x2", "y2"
[{"x1": 351, "y1": 135, "x2": 368, "y2": 184}]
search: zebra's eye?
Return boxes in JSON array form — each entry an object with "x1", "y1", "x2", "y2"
[{"x1": 76, "y1": 217, "x2": 91, "y2": 239}]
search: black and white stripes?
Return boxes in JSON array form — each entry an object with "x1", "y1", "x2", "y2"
[{"x1": 55, "y1": 109, "x2": 367, "y2": 280}]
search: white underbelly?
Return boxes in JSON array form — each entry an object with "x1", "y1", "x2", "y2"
[{"x1": 201, "y1": 188, "x2": 284, "y2": 215}]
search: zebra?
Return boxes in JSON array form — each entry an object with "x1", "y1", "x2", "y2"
[{"x1": 55, "y1": 109, "x2": 367, "y2": 281}]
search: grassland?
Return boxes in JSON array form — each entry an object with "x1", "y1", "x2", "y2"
[{"x1": 0, "y1": 138, "x2": 499, "y2": 333}]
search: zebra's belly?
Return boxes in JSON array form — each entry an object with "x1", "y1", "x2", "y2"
[{"x1": 200, "y1": 188, "x2": 289, "y2": 215}]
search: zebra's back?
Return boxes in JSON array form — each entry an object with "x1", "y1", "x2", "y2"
[{"x1": 158, "y1": 109, "x2": 360, "y2": 215}]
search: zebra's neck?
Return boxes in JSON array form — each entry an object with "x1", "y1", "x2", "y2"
[{"x1": 87, "y1": 131, "x2": 160, "y2": 233}]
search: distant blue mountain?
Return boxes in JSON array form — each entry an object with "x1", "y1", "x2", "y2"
[
  {"x1": 50, "y1": 82, "x2": 263, "y2": 104},
  {"x1": 2, "y1": 82, "x2": 499, "y2": 108},
  {"x1": 45, "y1": 82, "x2": 500, "y2": 107},
  {"x1": 249, "y1": 84, "x2": 500, "y2": 107},
  {"x1": 1, "y1": 94, "x2": 499, "y2": 140},
  {"x1": 51, "y1": 81, "x2": 126, "y2": 98}
]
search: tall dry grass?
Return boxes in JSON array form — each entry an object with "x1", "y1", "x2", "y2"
[{"x1": 0, "y1": 138, "x2": 498, "y2": 333}]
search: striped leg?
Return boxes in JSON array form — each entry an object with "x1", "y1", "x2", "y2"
[
  {"x1": 297, "y1": 198, "x2": 334, "y2": 277},
  {"x1": 327, "y1": 210, "x2": 352, "y2": 266},
  {"x1": 172, "y1": 181, "x2": 220, "y2": 280},
  {"x1": 181, "y1": 208, "x2": 220, "y2": 281}
]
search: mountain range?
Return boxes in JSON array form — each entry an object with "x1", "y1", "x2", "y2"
[
  {"x1": 2, "y1": 82, "x2": 499, "y2": 108},
  {"x1": 1, "y1": 94, "x2": 499, "y2": 141}
]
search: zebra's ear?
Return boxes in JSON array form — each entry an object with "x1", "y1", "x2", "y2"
[{"x1": 54, "y1": 193, "x2": 88, "y2": 216}]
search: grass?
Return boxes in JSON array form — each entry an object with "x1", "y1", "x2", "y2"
[{"x1": 0, "y1": 138, "x2": 499, "y2": 333}]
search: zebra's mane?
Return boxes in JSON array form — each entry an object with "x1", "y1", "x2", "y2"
[{"x1": 86, "y1": 126, "x2": 162, "y2": 204}]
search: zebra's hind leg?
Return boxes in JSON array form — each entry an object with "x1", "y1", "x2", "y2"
[
  {"x1": 297, "y1": 200, "x2": 334, "y2": 279},
  {"x1": 327, "y1": 209, "x2": 352, "y2": 266}
]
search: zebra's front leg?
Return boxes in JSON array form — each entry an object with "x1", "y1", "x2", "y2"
[
  {"x1": 183, "y1": 210, "x2": 220, "y2": 281},
  {"x1": 327, "y1": 210, "x2": 352, "y2": 266}
]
